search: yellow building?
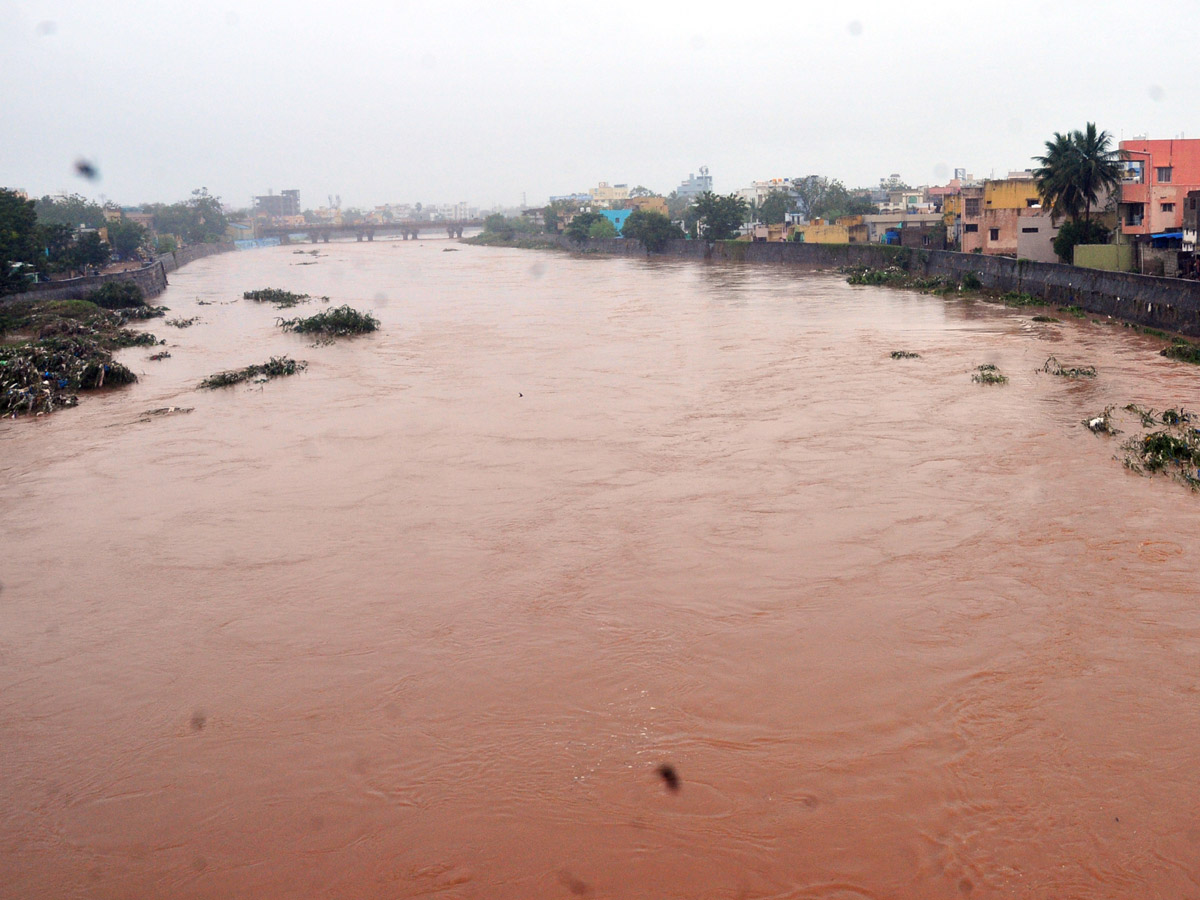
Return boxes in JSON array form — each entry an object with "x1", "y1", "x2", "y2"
[
  {"x1": 626, "y1": 195, "x2": 668, "y2": 216},
  {"x1": 983, "y1": 178, "x2": 1041, "y2": 212},
  {"x1": 791, "y1": 216, "x2": 868, "y2": 244}
]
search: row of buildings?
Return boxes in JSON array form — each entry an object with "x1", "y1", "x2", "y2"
[{"x1": 737, "y1": 139, "x2": 1200, "y2": 275}]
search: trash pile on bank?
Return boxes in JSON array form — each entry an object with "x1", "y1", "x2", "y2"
[{"x1": 1, "y1": 297, "x2": 159, "y2": 417}]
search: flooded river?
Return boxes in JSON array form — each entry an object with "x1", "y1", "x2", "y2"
[{"x1": 3, "y1": 240, "x2": 1200, "y2": 899}]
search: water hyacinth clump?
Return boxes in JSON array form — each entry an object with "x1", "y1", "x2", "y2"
[
  {"x1": 891, "y1": 351, "x2": 920, "y2": 359},
  {"x1": 243, "y1": 288, "x2": 323, "y2": 308},
  {"x1": 200, "y1": 356, "x2": 306, "y2": 389},
  {"x1": 277, "y1": 305, "x2": 379, "y2": 337},
  {"x1": 1161, "y1": 339, "x2": 1200, "y2": 365},
  {"x1": 1041, "y1": 355, "x2": 1097, "y2": 378},
  {"x1": 972, "y1": 364, "x2": 1007, "y2": 385}
]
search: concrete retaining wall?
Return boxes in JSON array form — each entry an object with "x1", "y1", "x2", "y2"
[
  {"x1": 3, "y1": 262, "x2": 169, "y2": 304},
  {"x1": 3, "y1": 241, "x2": 237, "y2": 306},
  {"x1": 158, "y1": 242, "x2": 236, "y2": 273}
]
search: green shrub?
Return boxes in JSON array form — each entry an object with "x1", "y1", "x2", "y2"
[{"x1": 86, "y1": 281, "x2": 145, "y2": 309}]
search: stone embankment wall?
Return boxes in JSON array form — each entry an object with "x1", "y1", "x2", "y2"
[
  {"x1": 158, "y1": 242, "x2": 236, "y2": 273},
  {"x1": 3, "y1": 242, "x2": 237, "y2": 306},
  {"x1": 4, "y1": 262, "x2": 169, "y2": 304},
  {"x1": 533, "y1": 235, "x2": 1200, "y2": 336}
]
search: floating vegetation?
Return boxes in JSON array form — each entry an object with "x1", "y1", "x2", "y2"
[
  {"x1": 1122, "y1": 426, "x2": 1200, "y2": 489},
  {"x1": 117, "y1": 305, "x2": 168, "y2": 321},
  {"x1": 276, "y1": 305, "x2": 379, "y2": 337},
  {"x1": 143, "y1": 406, "x2": 192, "y2": 417},
  {"x1": 1000, "y1": 291, "x2": 1041, "y2": 307},
  {"x1": 1041, "y1": 355, "x2": 1097, "y2": 378},
  {"x1": 166, "y1": 316, "x2": 199, "y2": 328},
  {"x1": 1064, "y1": 305, "x2": 1087, "y2": 318},
  {"x1": 149, "y1": 350, "x2": 171, "y2": 361},
  {"x1": 1084, "y1": 407, "x2": 1120, "y2": 435},
  {"x1": 844, "y1": 267, "x2": 960, "y2": 295},
  {"x1": 199, "y1": 356, "x2": 306, "y2": 389},
  {"x1": 960, "y1": 272, "x2": 982, "y2": 290},
  {"x1": 243, "y1": 288, "x2": 326, "y2": 308},
  {"x1": 1161, "y1": 339, "x2": 1200, "y2": 365},
  {"x1": 890, "y1": 350, "x2": 920, "y2": 359},
  {"x1": 85, "y1": 281, "x2": 145, "y2": 309},
  {"x1": 972, "y1": 364, "x2": 1007, "y2": 385},
  {"x1": 1031, "y1": 315, "x2": 1059, "y2": 323}
]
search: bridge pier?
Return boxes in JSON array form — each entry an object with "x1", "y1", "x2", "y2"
[
  {"x1": 322, "y1": 231, "x2": 330, "y2": 243},
  {"x1": 310, "y1": 232, "x2": 318, "y2": 243},
  {"x1": 367, "y1": 228, "x2": 375, "y2": 242}
]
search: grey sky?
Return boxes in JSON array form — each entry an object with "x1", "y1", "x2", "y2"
[{"x1": 3, "y1": 0, "x2": 1196, "y2": 211}]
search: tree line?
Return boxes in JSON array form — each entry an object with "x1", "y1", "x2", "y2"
[{"x1": 1, "y1": 187, "x2": 230, "y2": 295}]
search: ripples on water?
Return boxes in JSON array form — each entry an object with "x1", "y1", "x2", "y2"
[{"x1": 3, "y1": 240, "x2": 1200, "y2": 899}]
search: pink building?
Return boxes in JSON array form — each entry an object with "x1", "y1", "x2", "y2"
[{"x1": 1118, "y1": 139, "x2": 1200, "y2": 237}]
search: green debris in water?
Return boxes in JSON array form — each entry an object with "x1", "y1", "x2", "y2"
[
  {"x1": 276, "y1": 305, "x2": 379, "y2": 337},
  {"x1": 1041, "y1": 355, "x2": 1097, "y2": 378},
  {"x1": 200, "y1": 356, "x2": 306, "y2": 389},
  {"x1": 1161, "y1": 339, "x2": 1200, "y2": 365},
  {"x1": 972, "y1": 364, "x2": 1007, "y2": 384},
  {"x1": 1031, "y1": 315, "x2": 1059, "y2": 323},
  {"x1": 166, "y1": 316, "x2": 199, "y2": 328},
  {"x1": 890, "y1": 350, "x2": 920, "y2": 359},
  {"x1": 243, "y1": 288, "x2": 326, "y2": 308}
]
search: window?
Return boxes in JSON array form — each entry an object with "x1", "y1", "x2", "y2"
[
  {"x1": 1157, "y1": 167, "x2": 1173, "y2": 183},
  {"x1": 964, "y1": 198, "x2": 981, "y2": 216},
  {"x1": 989, "y1": 228, "x2": 1000, "y2": 241},
  {"x1": 1162, "y1": 203, "x2": 1175, "y2": 212},
  {"x1": 1026, "y1": 198, "x2": 1040, "y2": 207},
  {"x1": 964, "y1": 224, "x2": 978, "y2": 233},
  {"x1": 1021, "y1": 227, "x2": 1039, "y2": 233},
  {"x1": 1125, "y1": 203, "x2": 1144, "y2": 226}
]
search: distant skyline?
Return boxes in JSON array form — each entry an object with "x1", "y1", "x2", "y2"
[{"x1": 3, "y1": 0, "x2": 1197, "y2": 210}]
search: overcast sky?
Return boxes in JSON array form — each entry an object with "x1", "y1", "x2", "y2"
[{"x1": 2, "y1": 0, "x2": 1197, "y2": 211}]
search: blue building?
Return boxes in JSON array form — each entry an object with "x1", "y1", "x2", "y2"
[{"x1": 599, "y1": 209, "x2": 633, "y2": 235}]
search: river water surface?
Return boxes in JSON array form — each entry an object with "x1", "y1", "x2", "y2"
[{"x1": 3, "y1": 240, "x2": 1200, "y2": 899}]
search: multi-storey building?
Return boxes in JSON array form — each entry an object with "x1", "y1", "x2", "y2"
[{"x1": 1117, "y1": 138, "x2": 1200, "y2": 238}]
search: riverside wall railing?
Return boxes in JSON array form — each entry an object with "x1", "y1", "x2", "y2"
[{"x1": 524, "y1": 234, "x2": 1200, "y2": 337}]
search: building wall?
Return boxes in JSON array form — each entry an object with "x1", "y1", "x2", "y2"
[
  {"x1": 1118, "y1": 139, "x2": 1200, "y2": 237},
  {"x1": 1074, "y1": 244, "x2": 1136, "y2": 272},
  {"x1": 1015, "y1": 211, "x2": 1060, "y2": 262},
  {"x1": 599, "y1": 209, "x2": 632, "y2": 235},
  {"x1": 627, "y1": 196, "x2": 668, "y2": 216}
]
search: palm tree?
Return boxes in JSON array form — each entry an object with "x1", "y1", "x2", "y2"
[
  {"x1": 1034, "y1": 131, "x2": 1083, "y2": 223},
  {"x1": 1033, "y1": 123, "x2": 1122, "y2": 225},
  {"x1": 1073, "y1": 122, "x2": 1122, "y2": 224}
]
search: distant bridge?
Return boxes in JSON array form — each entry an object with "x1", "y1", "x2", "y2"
[{"x1": 258, "y1": 220, "x2": 483, "y2": 243}]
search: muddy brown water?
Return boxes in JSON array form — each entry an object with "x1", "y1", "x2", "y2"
[{"x1": 3, "y1": 240, "x2": 1200, "y2": 899}]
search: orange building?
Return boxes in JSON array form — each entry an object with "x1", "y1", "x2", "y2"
[{"x1": 1118, "y1": 138, "x2": 1200, "y2": 237}]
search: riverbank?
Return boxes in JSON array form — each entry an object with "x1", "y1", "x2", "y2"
[
  {"x1": 1, "y1": 242, "x2": 236, "y2": 306},
  {"x1": 467, "y1": 232, "x2": 1200, "y2": 337}
]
